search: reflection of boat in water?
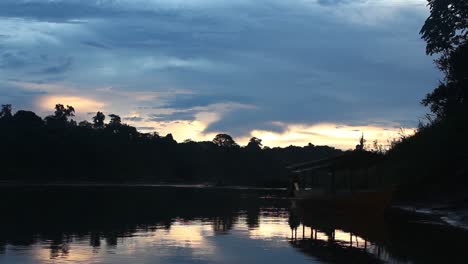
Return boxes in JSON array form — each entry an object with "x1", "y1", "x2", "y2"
[
  {"x1": 292, "y1": 189, "x2": 393, "y2": 214},
  {"x1": 289, "y1": 238, "x2": 383, "y2": 264},
  {"x1": 288, "y1": 152, "x2": 393, "y2": 214},
  {"x1": 288, "y1": 201, "x2": 468, "y2": 264},
  {"x1": 288, "y1": 206, "x2": 389, "y2": 263}
]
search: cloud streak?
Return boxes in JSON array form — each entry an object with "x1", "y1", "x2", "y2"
[{"x1": 0, "y1": 0, "x2": 437, "y2": 148}]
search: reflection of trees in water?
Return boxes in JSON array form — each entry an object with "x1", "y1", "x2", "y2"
[
  {"x1": 0, "y1": 242, "x2": 5, "y2": 255},
  {"x1": 6, "y1": 187, "x2": 468, "y2": 264},
  {"x1": 90, "y1": 232, "x2": 101, "y2": 248},
  {"x1": 0, "y1": 187, "x2": 287, "y2": 259},
  {"x1": 289, "y1": 204, "x2": 468, "y2": 264},
  {"x1": 246, "y1": 207, "x2": 260, "y2": 229},
  {"x1": 49, "y1": 239, "x2": 70, "y2": 259},
  {"x1": 212, "y1": 216, "x2": 235, "y2": 234}
]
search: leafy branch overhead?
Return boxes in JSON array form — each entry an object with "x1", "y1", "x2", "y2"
[{"x1": 420, "y1": 0, "x2": 468, "y2": 119}]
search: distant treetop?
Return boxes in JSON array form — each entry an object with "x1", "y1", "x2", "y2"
[{"x1": 212, "y1": 134, "x2": 239, "y2": 148}]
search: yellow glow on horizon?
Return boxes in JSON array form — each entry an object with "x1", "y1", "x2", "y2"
[
  {"x1": 125, "y1": 110, "x2": 221, "y2": 142},
  {"x1": 238, "y1": 123, "x2": 415, "y2": 150},
  {"x1": 127, "y1": 117, "x2": 415, "y2": 150},
  {"x1": 18, "y1": 80, "x2": 415, "y2": 150},
  {"x1": 37, "y1": 95, "x2": 106, "y2": 113}
]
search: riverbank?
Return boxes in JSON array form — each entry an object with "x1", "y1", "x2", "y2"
[
  {"x1": 0, "y1": 181, "x2": 288, "y2": 191},
  {"x1": 392, "y1": 200, "x2": 468, "y2": 231},
  {"x1": 3, "y1": 181, "x2": 468, "y2": 231}
]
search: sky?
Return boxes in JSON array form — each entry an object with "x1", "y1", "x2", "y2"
[{"x1": 0, "y1": 0, "x2": 440, "y2": 149}]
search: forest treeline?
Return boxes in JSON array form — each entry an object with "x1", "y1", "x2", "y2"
[
  {"x1": 381, "y1": 0, "x2": 468, "y2": 200},
  {"x1": 0, "y1": 0, "x2": 466, "y2": 193},
  {"x1": 0, "y1": 105, "x2": 341, "y2": 186}
]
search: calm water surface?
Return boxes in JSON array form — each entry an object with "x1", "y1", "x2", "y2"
[{"x1": 0, "y1": 186, "x2": 467, "y2": 264}]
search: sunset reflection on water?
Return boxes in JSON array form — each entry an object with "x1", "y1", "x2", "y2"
[
  {"x1": 1, "y1": 186, "x2": 468, "y2": 264},
  {"x1": 10, "y1": 215, "x2": 318, "y2": 264}
]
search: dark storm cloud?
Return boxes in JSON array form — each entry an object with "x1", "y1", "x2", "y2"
[
  {"x1": 148, "y1": 110, "x2": 198, "y2": 122},
  {"x1": 0, "y1": 0, "x2": 183, "y2": 23},
  {"x1": 81, "y1": 41, "x2": 111, "y2": 50},
  {"x1": 316, "y1": 0, "x2": 353, "y2": 6},
  {"x1": 0, "y1": 82, "x2": 45, "y2": 111},
  {"x1": 0, "y1": 51, "x2": 28, "y2": 69},
  {"x1": 203, "y1": 92, "x2": 358, "y2": 135},
  {"x1": 0, "y1": 0, "x2": 439, "y2": 139},
  {"x1": 0, "y1": 1, "x2": 114, "y2": 22},
  {"x1": 124, "y1": 116, "x2": 144, "y2": 122},
  {"x1": 0, "y1": 83, "x2": 46, "y2": 97},
  {"x1": 163, "y1": 94, "x2": 253, "y2": 109},
  {"x1": 38, "y1": 57, "x2": 73, "y2": 74}
]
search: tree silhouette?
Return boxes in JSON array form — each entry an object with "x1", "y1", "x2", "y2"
[
  {"x1": 108, "y1": 114, "x2": 122, "y2": 127},
  {"x1": 79, "y1": 120, "x2": 93, "y2": 128},
  {"x1": 54, "y1": 104, "x2": 75, "y2": 121},
  {"x1": 45, "y1": 104, "x2": 75, "y2": 127},
  {"x1": 0, "y1": 104, "x2": 342, "y2": 186},
  {"x1": 92, "y1": 112, "x2": 105, "y2": 129},
  {"x1": 212, "y1": 134, "x2": 239, "y2": 148},
  {"x1": 13, "y1": 110, "x2": 44, "y2": 127},
  {"x1": 0, "y1": 104, "x2": 12, "y2": 120},
  {"x1": 420, "y1": 0, "x2": 468, "y2": 118},
  {"x1": 162, "y1": 133, "x2": 176, "y2": 144},
  {"x1": 246, "y1": 137, "x2": 262, "y2": 150},
  {"x1": 355, "y1": 134, "x2": 366, "y2": 151},
  {"x1": 421, "y1": 41, "x2": 468, "y2": 118},
  {"x1": 420, "y1": 0, "x2": 468, "y2": 55}
]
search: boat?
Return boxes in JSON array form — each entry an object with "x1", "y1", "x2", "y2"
[
  {"x1": 292, "y1": 188, "x2": 393, "y2": 214},
  {"x1": 288, "y1": 151, "x2": 393, "y2": 214}
]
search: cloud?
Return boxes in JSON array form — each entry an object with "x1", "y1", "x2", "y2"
[
  {"x1": 0, "y1": 0, "x2": 438, "y2": 148},
  {"x1": 124, "y1": 116, "x2": 144, "y2": 122},
  {"x1": 163, "y1": 94, "x2": 253, "y2": 109},
  {"x1": 240, "y1": 122, "x2": 416, "y2": 150},
  {"x1": 137, "y1": 126, "x2": 156, "y2": 131},
  {"x1": 0, "y1": 51, "x2": 28, "y2": 69},
  {"x1": 0, "y1": 1, "x2": 115, "y2": 22},
  {"x1": 149, "y1": 110, "x2": 198, "y2": 122},
  {"x1": 81, "y1": 40, "x2": 111, "y2": 50},
  {"x1": 316, "y1": 0, "x2": 352, "y2": 6},
  {"x1": 38, "y1": 57, "x2": 73, "y2": 74}
]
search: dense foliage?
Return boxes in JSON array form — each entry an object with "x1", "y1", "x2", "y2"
[
  {"x1": 420, "y1": 0, "x2": 468, "y2": 119},
  {"x1": 384, "y1": 0, "x2": 468, "y2": 200},
  {"x1": 0, "y1": 104, "x2": 341, "y2": 186}
]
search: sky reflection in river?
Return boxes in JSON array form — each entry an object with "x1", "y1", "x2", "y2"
[
  {"x1": 1, "y1": 186, "x2": 468, "y2": 264},
  {"x1": 2, "y1": 211, "x2": 317, "y2": 264}
]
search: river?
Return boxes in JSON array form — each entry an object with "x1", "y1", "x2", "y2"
[{"x1": 0, "y1": 185, "x2": 467, "y2": 263}]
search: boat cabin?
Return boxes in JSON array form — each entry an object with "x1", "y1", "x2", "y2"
[{"x1": 288, "y1": 151, "x2": 385, "y2": 195}]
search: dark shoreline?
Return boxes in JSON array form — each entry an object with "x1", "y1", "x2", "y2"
[
  {"x1": 2, "y1": 182, "x2": 467, "y2": 230},
  {"x1": 0, "y1": 181, "x2": 288, "y2": 190}
]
